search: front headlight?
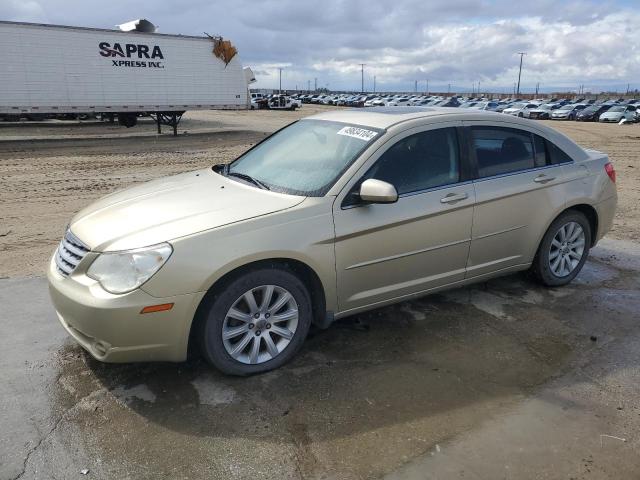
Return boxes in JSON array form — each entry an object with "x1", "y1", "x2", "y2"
[{"x1": 87, "y1": 243, "x2": 173, "y2": 294}]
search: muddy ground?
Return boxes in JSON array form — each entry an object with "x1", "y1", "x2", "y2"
[{"x1": 1, "y1": 107, "x2": 639, "y2": 479}]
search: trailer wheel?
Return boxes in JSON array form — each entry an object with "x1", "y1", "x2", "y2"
[{"x1": 117, "y1": 113, "x2": 138, "y2": 128}]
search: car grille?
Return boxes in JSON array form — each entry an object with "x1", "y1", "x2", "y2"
[{"x1": 55, "y1": 230, "x2": 90, "y2": 276}]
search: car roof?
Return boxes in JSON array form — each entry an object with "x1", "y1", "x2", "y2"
[
  {"x1": 307, "y1": 106, "x2": 520, "y2": 129},
  {"x1": 304, "y1": 106, "x2": 588, "y2": 162}
]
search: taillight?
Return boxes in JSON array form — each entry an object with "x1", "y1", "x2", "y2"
[{"x1": 605, "y1": 162, "x2": 616, "y2": 183}]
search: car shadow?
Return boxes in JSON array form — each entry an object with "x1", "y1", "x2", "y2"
[{"x1": 51, "y1": 257, "x2": 640, "y2": 476}]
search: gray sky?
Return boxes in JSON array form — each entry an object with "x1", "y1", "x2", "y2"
[{"x1": 2, "y1": 0, "x2": 638, "y2": 93}]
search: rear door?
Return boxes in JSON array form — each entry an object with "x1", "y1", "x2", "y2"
[{"x1": 463, "y1": 123, "x2": 571, "y2": 278}]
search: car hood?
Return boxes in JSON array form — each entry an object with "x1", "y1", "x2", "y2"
[{"x1": 69, "y1": 168, "x2": 305, "y2": 252}]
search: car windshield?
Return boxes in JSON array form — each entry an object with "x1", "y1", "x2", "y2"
[
  {"x1": 608, "y1": 106, "x2": 625, "y2": 112},
  {"x1": 228, "y1": 120, "x2": 382, "y2": 196},
  {"x1": 558, "y1": 105, "x2": 574, "y2": 110}
]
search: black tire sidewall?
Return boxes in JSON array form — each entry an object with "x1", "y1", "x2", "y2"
[
  {"x1": 198, "y1": 268, "x2": 312, "y2": 375},
  {"x1": 533, "y1": 211, "x2": 591, "y2": 287}
]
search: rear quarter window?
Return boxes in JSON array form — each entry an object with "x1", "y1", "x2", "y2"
[{"x1": 545, "y1": 140, "x2": 573, "y2": 164}]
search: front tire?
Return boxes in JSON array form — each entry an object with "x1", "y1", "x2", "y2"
[
  {"x1": 530, "y1": 211, "x2": 591, "y2": 287},
  {"x1": 197, "y1": 268, "x2": 312, "y2": 375}
]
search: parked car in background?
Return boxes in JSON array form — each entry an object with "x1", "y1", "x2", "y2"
[
  {"x1": 528, "y1": 104, "x2": 557, "y2": 120},
  {"x1": 469, "y1": 101, "x2": 502, "y2": 111},
  {"x1": 267, "y1": 95, "x2": 300, "y2": 110},
  {"x1": 48, "y1": 108, "x2": 617, "y2": 375},
  {"x1": 599, "y1": 104, "x2": 637, "y2": 123},
  {"x1": 494, "y1": 103, "x2": 512, "y2": 113},
  {"x1": 502, "y1": 102, "x2": 540, "y2": 118},
  {"x1": 387, "y1": 97, "x2": 412, "y2": 106},
  {"x1": 551, "y1": 104, "x2": 587, "y2": 120},
  {"x1": 576, "y1": 104, "x2": 612, "y2": 122}
]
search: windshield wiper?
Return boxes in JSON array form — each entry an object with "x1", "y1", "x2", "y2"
[{"x1": 226, "y1": 171, "x2": 270, "y2": 190}]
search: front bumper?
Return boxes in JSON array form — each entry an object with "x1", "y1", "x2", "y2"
[{"x1": 47, "y1": 256, "x2": 205, "y2": 363}]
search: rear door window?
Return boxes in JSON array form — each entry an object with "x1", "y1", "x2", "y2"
[{"x1": 471, "y1": 127, "x2": 535, "y2": 177}]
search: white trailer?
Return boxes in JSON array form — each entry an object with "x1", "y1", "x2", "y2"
[{"x1": 0, "y1": 21, "x2": 250, "y2": 133}]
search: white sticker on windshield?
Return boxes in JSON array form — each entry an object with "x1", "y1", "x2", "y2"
[{"x1": 337, "y1": 126, "x2": 379, "y2": 142}]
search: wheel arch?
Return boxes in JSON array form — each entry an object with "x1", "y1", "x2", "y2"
[
  {"x1": 565, "y1": 203, "x2": 598, "y2": 247},
  {"x1": 188, "y1": 257, "x2": 328, "y2": 355},
  {"x1": 537, "y1": 203, "x2": 599, "y2": 252}
]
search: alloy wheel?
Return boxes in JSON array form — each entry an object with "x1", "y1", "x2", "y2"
[
  {"x1": 549, "y1": 221, "x2": 586, "y2": 277},
  {"x1": 222, "y1": 285, "x2": 299, "y2": 364}
]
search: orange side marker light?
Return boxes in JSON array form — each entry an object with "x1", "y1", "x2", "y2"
[{"x1": 140, "y1": 303, "x2": 174, "y2": 314}]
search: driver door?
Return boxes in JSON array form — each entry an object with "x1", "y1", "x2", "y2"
[{"x1": 332, "y1": 124, "x2": 475, "y2": 314}]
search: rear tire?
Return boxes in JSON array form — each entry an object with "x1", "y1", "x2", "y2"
[
  {"x1": 197, "y1": 268, "x2": 312, "y2": 375},
  {"x1": 530, "y1": 211, "x2": 591, "y2": 287}
]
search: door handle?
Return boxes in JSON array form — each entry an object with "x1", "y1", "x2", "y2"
[
  {"x1": 440, "y1": 192, "x2": 468, "y2": 204},
  {"x1": 534, "y1": 174, "x2": 555, "y2": 184}
]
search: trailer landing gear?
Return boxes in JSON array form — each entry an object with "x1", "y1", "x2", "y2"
[{"x1": 151, "y1": 112, "x2": 184, "y2": 136}]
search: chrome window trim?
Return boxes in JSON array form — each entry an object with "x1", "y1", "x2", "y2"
[{"x1": 472, "y1": 162, "x2": 570, "y2": 184}]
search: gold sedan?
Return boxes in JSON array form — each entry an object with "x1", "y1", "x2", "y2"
[{"x1": 48, "y1": 108, "x2": 617, "y2": 375}]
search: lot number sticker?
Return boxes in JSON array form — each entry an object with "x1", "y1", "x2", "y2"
[{"x1": 337, "y1": 126, "x2": 379, "y2": 141}]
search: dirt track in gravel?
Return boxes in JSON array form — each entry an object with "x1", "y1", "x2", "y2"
[{"x1": 0, "y1": 106, "x2": 638, "y2": 277}]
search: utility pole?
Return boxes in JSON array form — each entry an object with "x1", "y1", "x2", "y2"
[
  {"x1": 535, "y1": 82, "x2": 540, "y2": 97},
  {"x1": 314, "y1": 77, "x2": 317, "y2": 91},
  {"x1": 516, "y1": 52, "x2": 526, "y2": 95},
  {"x1": 307, "y1": 80, "x2": 310, "y2": 92},
  {"x1": 426, "y1": 79, "x2": 429, "y2": 94},
  {"x1": 478, "y1": 81, "x2": 481, "y2": 96},
  {"x1": 278, "y1": 67, "x2": 283, "y2": 93},
  {"x1": 360, "y1": 64, "x2": 365, "y2": 93},
  {"x1": 415, "y1": 80, "x2": 418, "y2": 92},
  {"x1": 373, "y1": 75, "x2": 376, "y2": 93},
  {"x1": 447, "y1": 83, "x2": 451, "y2": 95}
]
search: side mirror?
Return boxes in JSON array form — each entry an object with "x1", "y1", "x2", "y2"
[{"x1": 359, "y1": 179, "x2": 398, "y2": 204}]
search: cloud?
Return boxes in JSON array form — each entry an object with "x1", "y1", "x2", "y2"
[{"x1": 0, "y1": 0, "x2": 637, "y2": 92}]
